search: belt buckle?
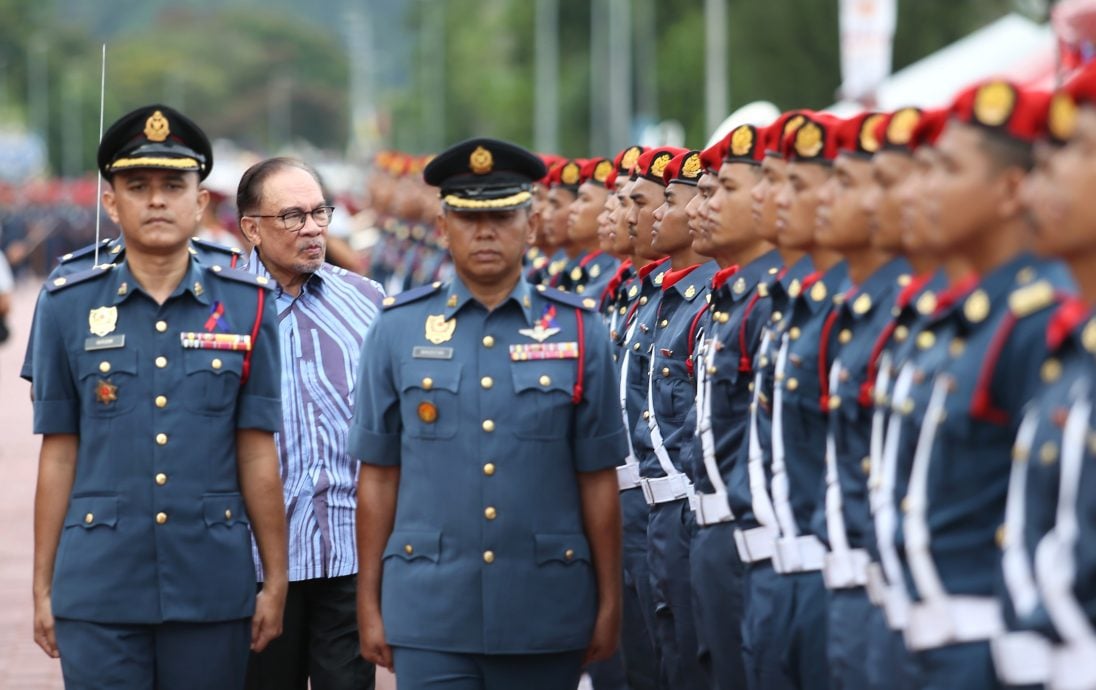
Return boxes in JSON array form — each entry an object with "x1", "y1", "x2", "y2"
[{"x1": 640, "y1": 479, "x2": 656, "y2": 506}]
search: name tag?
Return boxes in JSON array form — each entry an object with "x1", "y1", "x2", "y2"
[
  {"x1": 84, "y1": 335, "x2": 126, "y2": 351},
  {"x1": 413, "y1": 346, "x2": 454, "y2": 360},
  {"x1": 180, "y1": 332, "x2": 252, "y2": 351},
  {"x1": 510, "y1": 342, "x2": 579, "y2": 361}
]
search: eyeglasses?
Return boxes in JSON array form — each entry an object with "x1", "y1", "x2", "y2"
[{"x1": 246, "y1": 205, "x2": 335, "y2": 232}]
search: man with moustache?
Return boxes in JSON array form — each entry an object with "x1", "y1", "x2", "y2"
[
  {"x1": 897, "y1": 81, "x2": 1073, "y2": 690},
  {"x1": 687, "y1": 123, "x2": 782, "y2": 690},
  {"x1": 768, "y1": 112, "x2": 850, "y2": 690},
  {"x1": 808, "y1": 113, "x2": 911, "y2": 690},
  {"x1": 236, "y1": 157, "x2": 384, "y2": 690}
]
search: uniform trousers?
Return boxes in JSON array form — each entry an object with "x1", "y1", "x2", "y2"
[
  {"x1": 584, "y1": 650, "x2": 629, "y2": 690},
  {"x1": 647, "y1": 498, "x2": 710, "y2": 689},
  {"x1": 246, "y1": 575, "x2": 375, "y2": 690},
  {"x1": 826, "y1": 587, "x2": 873, "y2": 690},
  {"x1": 689, "y1": 520, "x2": 747, "y2": 690},
  {"x1": 776, "y1": 570, "x2": 831, "y2": 690},
  {"x1": 390, "y1": 647, "x2": 584, "y2": 690},
  {"x1": 914, "y1": 640, "x2": 1002, "y2": 690},
  {"x1": 741, "y1": 562, "x2": 798, "y2": 690},
  {"x1": 54, "y1": 617, "x2": 251, "y2": 690},
  {"x1": 864, "y1": 607, "x2": 920, "y2": 690},
  {"x1": 618, "y1": 487, "x2": 661, "y2": 690}
]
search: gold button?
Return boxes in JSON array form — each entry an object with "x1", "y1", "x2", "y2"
[
  {"x1": 659, "y1": 319, "x2": 669, "y2": 328},
  {"x1": 916, "y1": 332, "x2": 935, "y2": 350},
  {"x1": 482, "y1": 419, "x2": 495, "y2": 432},
  {"x1": 155, "y1": 395, "x2": 167, "y2": 408},
  {"x1": 98, "y1": 361, "x2": 111, "y2": 373},
  {"x1": 404, "y1": 544, "x2": 414, "y2": 555},
  {"x1": 839, "y1": 329, "x2": 852, "y2": 344},
  {"x1": 661, "y1": 367, "x2": 670, "y2": 377},
  {"x1": 861, "y1": 457, "x2": 871, "y2": 475},
  {"x1": 483, "y1": 462, "x2": 496, "y2": 476},
  {"x1": 633, "y1": 343, "x2": 641, "y2": 351},
  {"x1": 211, "y1": 358, "x2": 222, "y2": 370},
  {"x1": 901, "y1": 497, "x2": 910, "y2": 513},
  {"x1": 155, "y1": 433, "x2": 168, "y2": 445},
  {"x1": 155, "y1": 512, "x2": 168, "y2": 525},
  {"x1": 481, "y1": 376, "x2": 493, "y2": 389},
  {"x1": 155, "y1": 473, "x2": 167, "y2": 486},
  {"x1": 786, "y1": 378, "x2": 798, "y2": 391},
  {"x1": 949, "y1": 339, "x2": 965, "y2": 358},
  {"x1": 84, "y1": 512, "x2": 94, "y2": 524},
  {"x1": 894, "y1": 325, "x2": 909, "y2": 342},
  {"x1": 639, "y1": 296, "x2": 648, "y2": 305},
  {"x1": 789, "y1": 327, "x2": 801, "y2": 340},
  {"x1": 996, "y1": 525, "x2": 1007, "y2": 548},
  {"x1": 484, "y1": 506, "x2": 497, "y2": 520},
  {"x1": 708, "y1": 365, "x2": 718, "y2": 375},
  {"x1": 828, "y1": 395, "x2": 841, "y2": 411},
  {"x1": 771, "y1": 311, "x2": 783, "y2": 323},
  {"x1": 539, "y1": 375, "x2": 551, "y2": 387},
  {"x1": 482, "y1": 335, "x2": 495, "y2": 348},
  {"x1": 155, "y1": 356, "x2": 168, "y2": 368},
  {"x1": 564, "y1": 548, "x2": 575, "y2": 560},
  {"x1": 224, "y1": 509, "x2": 233, "y2": 520},
  {"x1": 642, "y1": 410, "x2": 650, "y2": 420},
  {"x1": 422, "y1": 377, "x2": 434, "y2": 390},
  {"x1": 1042, "y1": 358, "x2": 1062, "y2": 383},
  {"x1": 155, "y1": 320, "x2": 168, "y2": 333},
  {"x1": 483, "y1": 550, "x2": 495, "y2": 564},
  {"x1": 1040, "y1": 441, "x2": 1058, "y2": 465}
]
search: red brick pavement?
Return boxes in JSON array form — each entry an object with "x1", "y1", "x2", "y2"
[{"x1": 0, "y1": 278, "x2": 397, "y2": 689}]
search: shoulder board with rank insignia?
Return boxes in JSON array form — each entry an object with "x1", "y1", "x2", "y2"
[
  {"x1": 57, "y1": 237, "x2": 114, "y2": 265},
  {"x1": 382, "y1": 281, "x2": 444, "y2": 310},
  {"x1": 206, "y1": 264, "x2": 275, "y2": 289},
  {"x1": 535, "y1": 284, "x2": 597, "y2": 310},
  {"x1": 45, "y1": 263, "x2": 113, "y2": 292},
  {"x1": 1008, "y1": 280, "x2": 1055, "y2": 318},
  {"x1": 189, "y1": 237, "x2": 244, "y2": 264}
]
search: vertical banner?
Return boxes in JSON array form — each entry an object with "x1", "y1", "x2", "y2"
[{"x1": 838, "y1": 0, "x2": 898, "y2": 104}]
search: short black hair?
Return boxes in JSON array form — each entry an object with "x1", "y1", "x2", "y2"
[
  {"x1": 237, "y1": 157, "x2": 328, "y2": 222},
  {"x1": 976, "y1": 127, "x2": 1034, "y2": 175}
]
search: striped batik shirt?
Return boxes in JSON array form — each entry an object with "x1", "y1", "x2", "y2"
[{"x1": 247, "y1": 250, "x2": 385, "y2": 581}]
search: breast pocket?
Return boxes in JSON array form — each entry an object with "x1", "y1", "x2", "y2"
[
  {"x1": 652, "y1": 357, "x2": 692, "y2": 423},
  {"x1": 182, "y1": 350, "x2": 244, "y2": 415},
  {"x1": 511, "y1": 362, "x2": 574, "y2": 440},
  {"x1": 399, "y1": 363, "x2": 461, "y2": 439},
  {"x1": 78, "y1": 350, "x2": 139, "y2": 418}
]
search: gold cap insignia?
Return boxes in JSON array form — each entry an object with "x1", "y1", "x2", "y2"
[
  {"x1": 470, "y1": 146, "x2": 493, "y2": 175},
  {"x1": 973, "y1": 82, "x2": 1016, "y2": 128},
  {"x1": 681, "y1": 153, "x2": 702, "y2": 179},
  {"x1": 684, "y1": 285, "x2": 697, "y2": 299},
  {"x1": 733, "y1": 277, "x2": 747, "y2": 294},
  {"x1": 621, "y1": 146, "x2": 641, "y2": 172},
  {"x1": 650, "y1": 153, "x2": 671, "y2": 179},
  {"x1": 425, "y1": 314, "x2": 456, "y2": 344},
  {"x1": 144, "y1": 110, "x2": 170, "y2": 142},
  {"x1": 731, "y1": 125, "x2": 755, "y2": 158},
  {"x1": 784, "y1": 114, "x2": 806, "y2": 137},
  {"x1": 594, "y1": 160, "x2": 613, "y2": 183},
  {"x1": 561, "y1": 162, "x2": 580, "y2": 185},
  {"x1": 887, "y1": 108, "x2": 921, "y2": 146},
  {"x1": 88, "y1": 306, "x2": 118, "y2": 337},
  {"x1": 859, "y1": 114, "x2": 885, "y2": 153},
  {"x1": 1048, "y1": 92, "x2": 1078, "y2": 142},
  {"x1": 964, "y1": 289, "x2": 990, "y2": 323},
  {"x1": 795, "y1": 122, "x2": 824, "y2": 159}
]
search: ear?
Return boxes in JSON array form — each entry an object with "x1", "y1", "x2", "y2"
[
  {"x1": 997, "y1": 167, "x2": 1027, "y2": 220},
  {"x1": 102, "y1": 183, "x2": 120, "y2": 225},
  {"x1": 525, "y1": 206, "x2": 540, "y2": 247},
  {"x1": 195, "y1": 187, "x2": 210, "y2": 224},
  {"x1": 239, "y1": 216, "x2": 262, "y2": 248},
  {"x1": 436, "y1": 211, "x2": 449, "y2": 250}
]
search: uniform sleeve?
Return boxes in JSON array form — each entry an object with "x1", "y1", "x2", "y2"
[
  {"x1": 20, "y1": 297, "x2": 39, "y2": 381},
  {"x1": 573, "y1": 312, "x2": 629, "y2": 473},
  {"x1": 236, "y1": 288, "x2": 282, "y2": 431},
  {"x1": 348, "y1": 314, "x2": 403, "y2": 466},
  {"x1": 31, "y1": 290, "x2": 79, "y2": 434}
]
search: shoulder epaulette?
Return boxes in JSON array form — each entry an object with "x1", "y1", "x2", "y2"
[
  {"x1": 1008, "y1": 280, "x2": 1056, "y2": 318},
  {"x1": 45, "y1": 264, "x2": 113, "y2": 292},
  {"x1": 57, "y1": 238, "x2": 115, "y2": 264},
  {"x1": 536, "y1": 284, "x2": 597, "y2": 311},
  {"x1": 382, "y1": 282, "x2": 443, "y2": 309},
  {"x1": 206, "y1": 264, "x2": 274, "y2": 289},
  {"x1": 190, "y1": 236, "x2": 244, "y2": 257}
]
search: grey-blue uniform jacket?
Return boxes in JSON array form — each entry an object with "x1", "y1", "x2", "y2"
[
  {"x1": 347, "y1": 277, "x2": 628, "y2": 655},
  {"x1": 31, "y1": 258, "x2": 281, "y2": 623}
]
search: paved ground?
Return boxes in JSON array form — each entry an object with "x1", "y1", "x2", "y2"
[{"x1": 0, "y1": 278, "x2": 398, "y2": 689}]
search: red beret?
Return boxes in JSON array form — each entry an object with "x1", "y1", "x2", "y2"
[
  {"x1": 764, "y1": 110, "x2": 813, "y2": 157},
  {"x1": 613, "y1": 145, "x2": 647, "y2": 177},
  {"x1": 783, "y1": 113, "x2": 843, "y2": 163},
  {"x1": 947, "y1": 80, "x2": 1050, "y2": 143},
  {"x1": 633, "y1": 146, "x2": 688, "y2": 185},
  {"x1": 834, "y1": 112, "x2": 886, "y2": 158},
  {"x1": 662, "y1": 150, "x2": 704, "y2": 186},
  {"x1": 909, "y1": 108, "x2": 949, "y2": 148},
  {"x1": 548, "y1": 158, "x2": 585, "y2": 189},
  {"x1": 579, "y1": 157, "x2": 615, "y2": 187},
  {"x1": 723, "y1": 123, "x2": 766, "y2": 164},
  {"x1": 700, "y1": 138, "x2": 728, "y2": 173}
]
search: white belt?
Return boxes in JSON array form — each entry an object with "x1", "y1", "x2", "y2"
[
  {"x1": 822, "y1": 548, "x2": 870, "y2": 590},
  {"x1": 865, "y1": 562, "x2": 887, "y2": 605},
  {"x1": 904, "y1": 596, "x2": 1003, "y2": 651},
  {"x1": 772, "y1": 534, "x2": 826, "y2": 574},
  {"x1": 616, "y1": 462, "x2": 642, "y2": 491},
  {"x1": 694, "y1": 492, "x2": 734, "y2": 526},
  {"x1": 735, "y1": 525, "x2": 777, "y2": 563},
  {"x1": 1049, "y1": 642, "x2": 1096, "y2": 690},
  {"x1": 882, "y1": 584, "x2": 911, "y2": 630},
  {"x1": 991, "y1": 631, "x2": 1051, "y2": 686},
  {"x1": 640, "y1": 474, "x2": 694, "y2": 506}
]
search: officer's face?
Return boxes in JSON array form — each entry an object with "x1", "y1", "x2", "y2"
[
  {"x1": 753, "y1": 156, "x2": 785, "y2": 245},
  {"x1": 104, "y1": 169, "x2": 208, "y2": 253},
  {"x1": 569, "y1": 182, "x2": 607, "y2": 245},
  {"x1": 544, "y1": 188, "x2": 575, "y2": 247},
  {"x1": 1031, "y1": 107, "x2": 1096, "y2": 259},
  {"x1": 865, "y1": 151, "x2": 913, "y2": 254},
  {"x1": 240, "y1": 167, "x2": 328, "y2": 284},
  {"x1": 597, "y1": 192, "x2": 619, "y2": 253},
  {"x1": 708, "y1": 162, "x2": 761, "y2": 253},
  {"x1": 776, "y1": 162, "x2": 828, "y2": 251},
  {"x1": 611, "y1": 185, "x2": 635, "y2": 255},
  {"x1": 690, "y1": 173, "x2": 717, "y2": 256},
  {"x1": 652, "y1": 182, "x2": 698, "y2": 254},
  {"x1": 896, "y1": 149, "x2": 936, "y2": 255},
  {"x1": 628, "y1": 179, "x2": 663, "y2": 261},
  {"x1": 815, "y1": 155, "x2": 873, "y2": 251},
  {"x1": 439, "y1": 206, "x2": 535, "y2": 286}
]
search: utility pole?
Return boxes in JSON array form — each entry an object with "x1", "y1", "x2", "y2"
[
  {"x1": 61, "y1": 69, "x2": 82, "y2": 177},
  {"x1": 534, "y1": 0, "x2": 560, "y2": 153},
  {"x1": 633, "y1": 0, "x2": 657, "y2": 125},
  {"x1": 590, "y1": 0, "x2": 610, "y2": 154},
  {"x1": 705, "y1": 0, "x2": 729, "y2": 136},
  {"x1": 27, "y1": 37, "x2": 49, "y2": 166},
  {"x1": 607, "y1": 0, "x2": 632, "y2": 152}
]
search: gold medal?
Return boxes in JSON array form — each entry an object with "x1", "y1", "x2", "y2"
[
  {"x1": 88, "y1": 306, "x2": 118, "y2": 337},
  {"x1": 417, "y1": 401, "x2": 438, "y2": 423},
  {"x1": 95, "y1": 379, "x2": 118, "y2": 405}
]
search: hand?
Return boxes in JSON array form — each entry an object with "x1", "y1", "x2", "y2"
[
  {"x1": 358, "y1": 608, "x2": 393, "y2": 671},
  {"x1": 33, "y1": 592, "x2": 59, "y2": 658},
  {"x1": 583, "y1": 603, "x2": 620, "y2": 666},
  {"x1": 250, "y1": 582, "x2": 286, "y2": 652}
]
